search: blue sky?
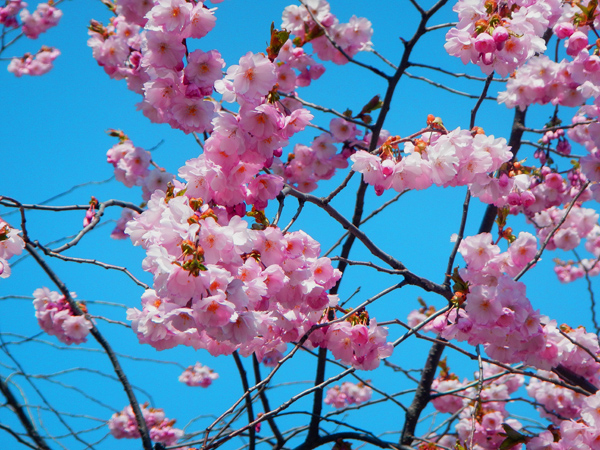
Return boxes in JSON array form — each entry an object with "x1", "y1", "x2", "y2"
[{"x1": 1, "y1": 1, "x2": 598, "y2": 449}]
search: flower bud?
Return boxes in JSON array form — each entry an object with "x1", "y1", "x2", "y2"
[
  {"x1": 474, "y1": 33, "x2": 496, "y2": 54},
  {"x1": 554, "y1": 22, "x2": 575, "y2": 40},
  {"x1": 566, "y1": 31, "x2": 589, "y2": 57}
]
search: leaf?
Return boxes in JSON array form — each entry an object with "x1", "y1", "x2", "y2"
[
  {"x1": 498, "y1": 423, "x2": 529, "y2": 450},
  {"x1": 266, "y1": 22, "x2": 290, "y2": 62},
  {"x1": 359, "y1": 95, "x2": 383, "y2": 115}
]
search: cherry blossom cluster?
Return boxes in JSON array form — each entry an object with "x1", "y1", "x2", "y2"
[
  {"x1": 445, "y1": 0, "x2": 561, "y2": 77},
  {"x1": 106, "y1": 134, "x2": 174, "y2": 202},
  {"x1": 0, "y1": 0, "x2": 26, "y2": 28},
  {"x1": 183, "y1": 51, "x2": 314, "y2": 207},
  {"x1": 472, "y1": 155, "x2": 591, "y2": 217},
  {"x1": 277, "y1": 128, "x2": 352, "y2": 193},
  {"x1": 324, "y1": 381, "x2": 372, "y2": 409},
  {"x1": 523, "y1": 325, "x2": 600, "y2": 446},
  {"x1": 88, "y1": 0, "x2": 220, "y2": 133},
  {"x1": 270, "y1": 38, "x2": 325, "y2": 93},
  {"x1": 2, "y1": 2, "x2": 62, "y2": 76},
  {"x1": 350, "y1": 124, "x2": 512, "y2": 197},
  {"x1": 531, "y1": 128, "x2": 571, "y2": 166},
  {"x1": 7, "y1": 45, "x2": 60, "y2": 76},
  {"x1": 125, "y1": 187, "x2": 392, "y2": 369},
  {"x1": 281, "y1": 0, "x2": 373, "y2": 65},
  {"x1": 553, "y1": 224, "x2": 600, "y2": 283},
  {"x1": 19, "y1": 1, "x2": 61, "y2": 38},
  {"x1": 427, "y1": 232, "x2": 548, "y2": 365},
  {"x1": 527, "y1": 372, "x2": 586, "y2": 425},
  {"x1": 532, "y1": 205, "x2": 598, "y2": 252},
  {"x1": 497, "y1": 56, "x2": 586, "y2": 110},
  {"x1": 449, "y1": 364, "x2": 524, "y2": 450},
  {"x1": 0, "y1": 217, "x2": 25, "y2": 279},
  {"x1": 108, "y1": 403, "x2": 183, "y2": 445},
  {"x1": 32, "y1": 287, "x2": 92, "y2": 345},
  {"x1": 323, "y1": 318, "x2": 392, "y2": 370},
  {"x1": 425, "y1": 322, "x2": 600, "y2": 447},
  {"x1": 526, "y1": 389, "x2": 600, "y2": 448},
  {"x1": 178, "y1": 362, "x2": 218, "y2": 387},
  {"x1": 1, "y1": 1, "x2": 61, "y2": 36}
]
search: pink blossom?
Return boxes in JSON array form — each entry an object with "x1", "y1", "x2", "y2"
[
  {"x1": 179, "y1": 362, "x2": 219, "y2": 387},
  {"x1": 8, "y1": 46, "x2": 60, "y2": 77},
  {"x1": 20, "y1": 2, "x2": 62, "y2": 39},
  {"x1": 222, "y1": 52, "x2": 276, "y2": 101},
  {"x1": 145, "y1": 0, "x2": 192, "y2": 33},
  {"x1": 325, "y1": 382, "x2": 372, "y2": 408},
  {"x1": 33, "y1": 287, "x2": 92, "y2": 345},
  {"x1": 141, "y1": 30, "x2": 186, "y2": 70},
  {"x1": 108, "y1": 404, "x2": 183, "y2": 445},
  {"x1": 184, "y1": 49, "x2": 224, "y2": 90}
]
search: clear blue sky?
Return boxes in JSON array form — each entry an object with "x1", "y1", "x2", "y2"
[{"x1": 1, "y1": 1, "x2": 596, "y2": 449}]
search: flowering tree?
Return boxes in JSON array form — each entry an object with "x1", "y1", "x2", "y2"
[{"x1": 3, "y1": 0, "x2": 600, "y2": 449}]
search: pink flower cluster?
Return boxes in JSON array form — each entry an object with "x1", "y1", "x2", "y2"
[
  {"x1": 350, "y1": 126, "x2": 512, "y2": 196},
  {"x1": 497, "y1": 55, "x2": 585, "y2": 110},
  {"x1": 108, "y1": 403, "x2": 183, "y2": 445},
  {"x1": 0, "y1": 218, "x2": 25, "y2": 279},
  {"x1": 429, "y1": 232, "x2": 548, "y2": 365},
  {"x1": 32, "y1": 287, "x2": 92, "y2": 345},
  {"x1": 181, "y1": 53, "x2": 314, "y2": 207},
  {"x1": 445, "y1": 0, "x2": 561, "y2": 76},
  {"x1": 7, "y1": 46, "x2": 60, "y2": 77},
  {"x1": 19, "y1": 1, "x2": 61, "y2": 39},
  {"x1": 106, "y1": 137, "x2": 174, "y2": 202},
  {"x1": 527, "y1": 405, "x2": 600, "y2": 449},
  {"x1": 323, "y1": 319, "x2": 392, "y2": 370},
  {"x1": 281, "y1": 0, "x2": 373, "y2": 65},
  {"x1": 178, "y1": 362, "x2": 218, "y2": 387},
  {"x1": 0, "y1": 0, "x2": 26, "y2": 28},
  {"x1": 279, "y1": 130, "x2": 351, "y2": 193},
  {"x1": 88, "y1": 0, "x2": 220, "y2": 133},
  {"x1": 554, "y1": 225, "x2": 600, "y2": 283},
  {"x1": 270, "y1": 38, "x2": 325, "y2": 92},
  {"x1": 434, "y1": 364, "x2": 523, "y2": 449},
  {"x1": 532, "y1": 205, "x2": 598, "y2": 252},
  {"x1": 525, "y1": 325, "x2": 600, "y2": 446},
  {"x1": 324, "y1": 381, "x2": 372, "y2": 408},
  {"x1": 527, "y1": 371, "x2": 586, "y2": 425},
  {"x1": 2, "y1": 2, "x2": 62, "y2": 76},
  {"x1": 125, "y1": 187, "x2": 391, "y2": 369}
]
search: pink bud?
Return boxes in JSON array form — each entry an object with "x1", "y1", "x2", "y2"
[
  {"x1": 83, "y1": 209, "x2": 95, "y2": 228},
  {"x1": 557, "y1": 140, "x2": 571, "y2": 155},
  {"x1": 554, "y1": 22, "x2": 575, "y2": 40},
  {"x1": 584, "y1": 55, "x2": 600, "y2": 72},
  {"x1": 308, "y1": 63, "x2": 325, "y2": 80},
  {"x1": 320, "y1": 13, "x2": 335, "y2": 27},
  {"x1": 493, "y1": 26, "x2": 509, "y2": 44},
  {"x1": 566, "y1": 31, "x2": 589, "y2": 57},
  {"x1": 534, "y1": 149, "x2": 547, "y2": 165},
  {"x1": 481, "y1": 52, "x2": 494, "y2": 65},
  {"x1": 499, "y1": 173, "x2": 509, "y2": 188},
  {"x1": 544, "y1": 172, "x2": 564, "y2": 190},
  {"x1": 521, "y1": 191, "x2": 536, "y2": 207},
  {"x1": 474, "y1": 33, "x2": 496, "y2": 54},
  {"x1": 507, "y1": 192, "x2": 522, "y2": 206}
]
